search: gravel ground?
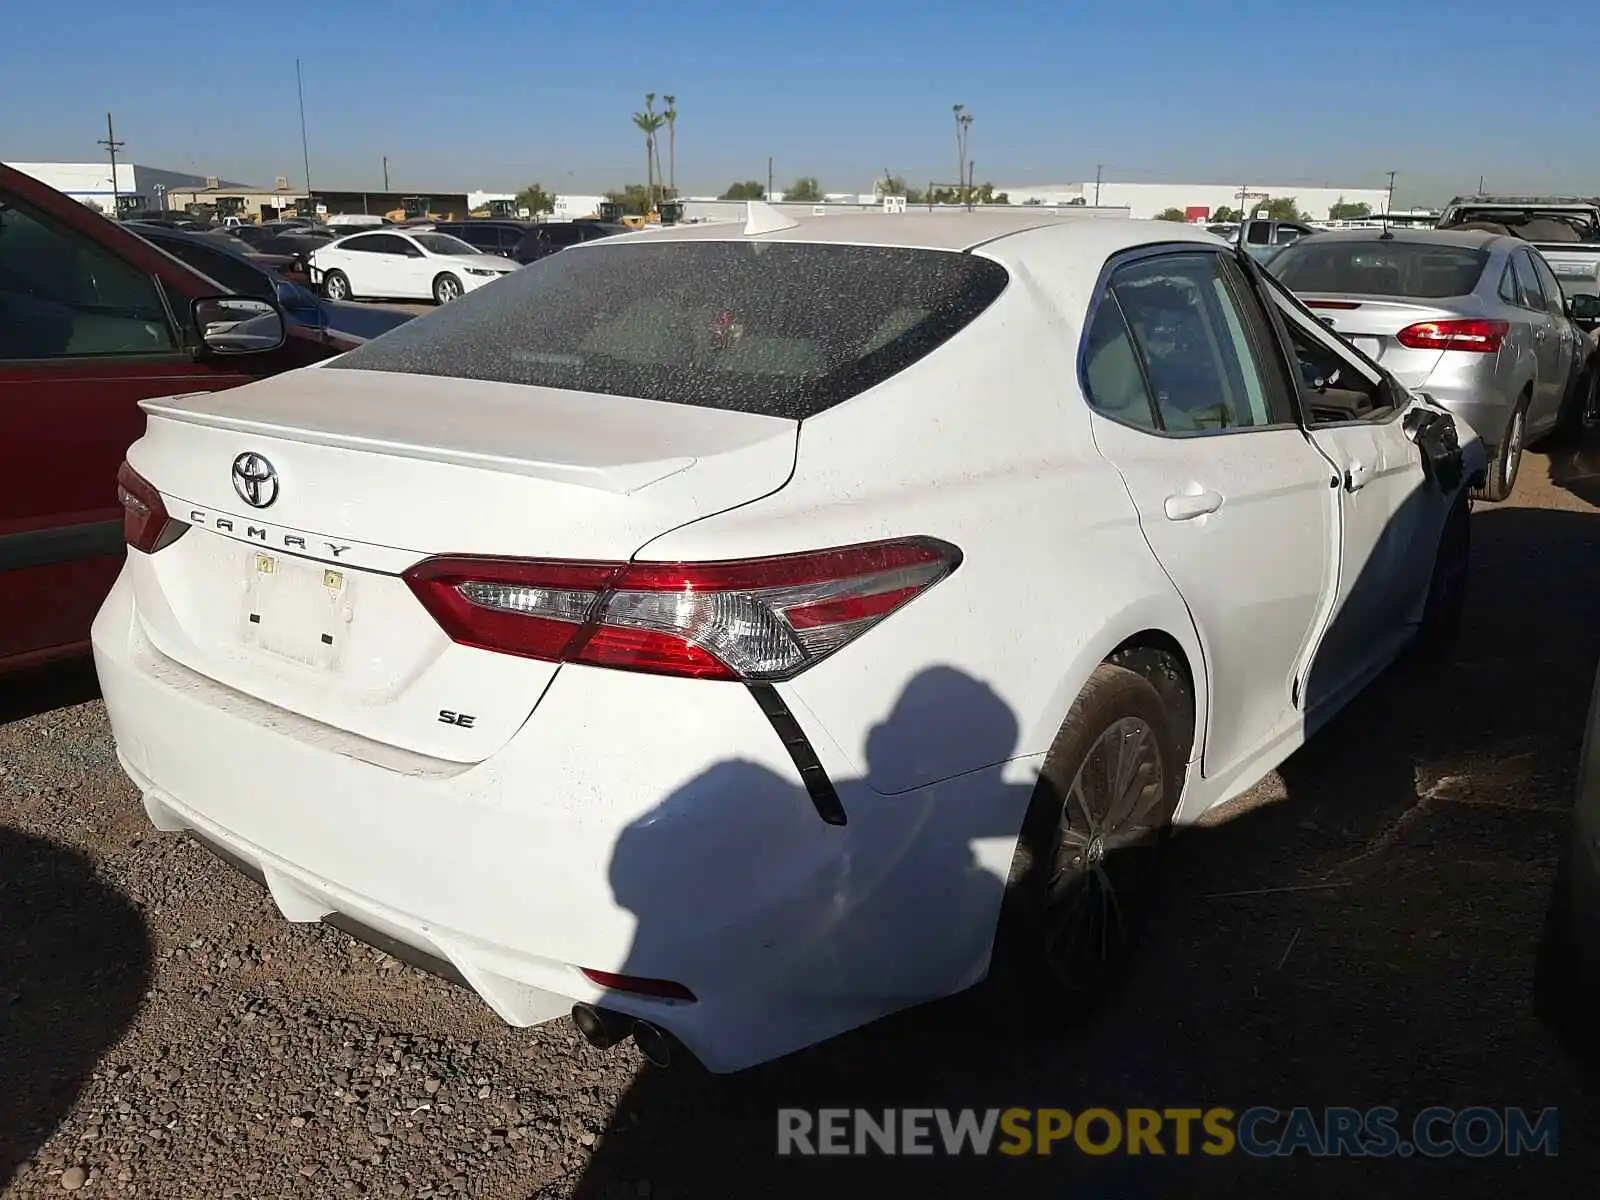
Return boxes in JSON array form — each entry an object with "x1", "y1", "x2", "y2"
[{"x1": 5, "y1": 439, "x2": 1600, "y2": 1198}]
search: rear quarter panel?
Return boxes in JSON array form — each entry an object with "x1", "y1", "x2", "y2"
[{"x1": 633, "y1": 260, "x2": 1204, "y2": 802}]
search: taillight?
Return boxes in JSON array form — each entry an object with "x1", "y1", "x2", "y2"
[
  {"x1": 1305, "y1": 300, "x2": 1361, "y2": 310},
  {"x1": 1395, "y1": 318, "x2": 1508, "y2": 353},
  {"x1": 116, "y1": 461, "x2": 185, "y2": 554},
  {"x1": 403, "y1": 536, "x2": 962, "y2": 682}
]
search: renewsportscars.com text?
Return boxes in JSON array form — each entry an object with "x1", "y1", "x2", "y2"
[{"x1": 776, "y1": 1106, "x2": 1559, "y2": 1158}]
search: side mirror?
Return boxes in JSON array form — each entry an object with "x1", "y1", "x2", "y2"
[
  {"x1": 1568, "y1": 293, "x2": 1600, "y2": 321},
  {"x1": 193, "y1": 296, "x2": 286, "y2": 354}
]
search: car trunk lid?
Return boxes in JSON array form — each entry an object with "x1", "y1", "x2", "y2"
[
  {"x1": 1296, "y1": 294, "x2": 1476, "y2": 386},
  {"x1": 127, "y1": 368, "x2": 798, "y2": 762}
]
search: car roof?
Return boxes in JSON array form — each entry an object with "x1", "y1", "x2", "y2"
[
  {"x1": 130, "y1": 223, "x2": 272, "y2": 258},
  {"x1": 1281, "y1": 227, "x2": 1506, "y2": 250},
  {"x1": 603, "y1": 210, "x2": 1225, "y2": 255}
]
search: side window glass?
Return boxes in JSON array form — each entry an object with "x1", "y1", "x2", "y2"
[
  {"x1": 0, "y1": 190, "x2": 175, "y2": 361},
  {"x1": 154, "y1": 239, "x2": 271, "y2": 299},
  {"x1": 1081, "y1": 290, "x2": 1158, "y2": 431},
  {"x1": 1498, "y1": 263, "x2": 1520, "y2": 305},
  {"x1": 1531, "y1": 253, "x2": 1566, "y2": 316},
  {"x1": 340, "y1": 236, "x2": 374, "y2": 254},
  {"x1": 1111, "y1": 252, "x2": 1290, "y2": 432},
  {"x1": 1245, "y1": 222, "x2": 1271, "y2": 245},
  {"x1": 1511, "y1": 252, "x2": 1544, "y2": 311}
]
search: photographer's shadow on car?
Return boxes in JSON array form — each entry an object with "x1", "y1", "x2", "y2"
[
  {"x1": 0, "y1": 826, "x2": 153, "y2": 1188},
  {"x1": 571, "y1": 662, "x2": 1201, "y2": 1196}
]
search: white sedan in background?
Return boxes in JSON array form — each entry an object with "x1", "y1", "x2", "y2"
[
  {"x1": 309, "y1": 229, "x2": 516, "y2": 304},
  {"x1": 96, "y1": 209, "x2": 1484, "y2": 1075}
]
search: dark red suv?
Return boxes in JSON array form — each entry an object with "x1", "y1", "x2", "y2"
[{"x1": 0, "y1": 164, "x2": 360, "y2": 673}]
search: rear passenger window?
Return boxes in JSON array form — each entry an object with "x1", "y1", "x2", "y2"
[
  {"x1": 1498, "y1": 263, "x2": 1520, "y2": 305},
  {"x1": 1108, "y1": 252, "x2": 1293, "y2": 432},
  {"x1": 1511, "y1": 252, "x2": 1543, "y2": 310},
  {"x1": 1082, "y1": 292, "x2": 1157, "y2": 430},
  {"x1": 0, "y1": 189, "x2": 175, "y2": 361},
  {"x1": 1530, "y1": 252, "x2": 1567, "y2": 316}
]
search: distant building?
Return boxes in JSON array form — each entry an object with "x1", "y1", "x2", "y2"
[
  {"x1": 5, "y1": 161, "x2": 260, "y2": 214},
  {"x1": 996, "y1": 180, "x2": 1392, "y2": 221}
]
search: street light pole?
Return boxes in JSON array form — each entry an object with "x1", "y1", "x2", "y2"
[
  {"x1": 383, "y1": 155, "x2": 390, "y2": 190},
  {"x1": 1094, "y1": 164, "x2": 1103, "y2": 208}
]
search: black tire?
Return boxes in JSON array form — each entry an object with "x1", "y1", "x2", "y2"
[
  {"x1": 1552, "y1": 362, "x2": 1599, "y2": 446},
  {"x1": 1410, "y1": 494, "x2": 1470, "y2": 662},
  {"x1": 321, "y1": 270, "x2": 352, "y2": 302},
  {"x1": 990, "y1": 663, "x2": 1182, "y2": 1025},
  {"x1": 1473, "y1": 391, "x2": 1530, "y2": 502},
  {"x1": 433, "y1": 273, "x2": 463, "y2": 304}
]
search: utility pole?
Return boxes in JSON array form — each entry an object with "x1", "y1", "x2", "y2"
[
  {"x1": 1385, "y1": 169, "x2": 1397, "y2": 217},
  {"x1": 1094, "y1": 164, "x2": 1103, "y2": 208},
  {"x1": 296, "y1": 58, "x2": 313, "y2": 197},
  {"x1": 1478, "y1": 174, "x2": 1485, "y2": 194},
  {"x1": 767, "y1": 156, "x2": 773, "y2": 199},
  {"x1": 97, "y1": 113, "x2": 124, "y2": 214},
  {"x1": 382, "y1": 156, "x2": 390, "y2": 190}
]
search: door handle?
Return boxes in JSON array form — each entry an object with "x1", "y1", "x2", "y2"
[
  {"x1": 1163, "y1": 489, "x2": 1224, "y2": 521},
  {"x1": 1344, "y1": 460, "x2": 1372, "y2": 491},
  {"x1": 1536, "y1": 328, "x2": 1548, "y2": 343}
]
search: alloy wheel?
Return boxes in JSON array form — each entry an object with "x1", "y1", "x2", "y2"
[
  {"x1": 1042, "y1": 716, "x2": 1167, "y2": 998},
  {"x1": 1504, "y1": 408, "x2": 1525, "y2": 493}
]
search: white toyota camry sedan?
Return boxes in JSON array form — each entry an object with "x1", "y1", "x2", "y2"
[
  {"x1": 94, "y1": 209, "x2": 1486, "y2": 1074},
  {"x1": 308, "y1": 228, "x2": 516, "y2": 304}
]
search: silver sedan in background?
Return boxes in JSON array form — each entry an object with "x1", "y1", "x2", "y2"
[{"x1": 1269, "y1": 229, "x2": 1597, "y2": 500}]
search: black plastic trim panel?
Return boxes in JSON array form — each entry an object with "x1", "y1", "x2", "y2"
[
  {"x1": 184, "y1": 829, "x2": 470, "y2": 989},
  {"x1": 747, "y1": 684, "x2": 848, "y2": 826}
]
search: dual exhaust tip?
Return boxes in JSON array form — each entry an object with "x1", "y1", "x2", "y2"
[{"x1": 571, "y1": 1002, "x2": 676, "y2": 1068}]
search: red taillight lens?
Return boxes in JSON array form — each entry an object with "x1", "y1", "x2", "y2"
[
  {"x1": 403, "y1": 536, "x2": 962, "y2": 682},
  {"x1": 116, "y1": 461, "x2": 183, "y2": 554},
  {"x1": 1395, "y1": 318, "x2": 1508, "y2": 353}
]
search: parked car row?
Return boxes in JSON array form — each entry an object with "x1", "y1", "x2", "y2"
[{"x1": 1266, "y1": 226, "x2": 1600, "y2": 501}]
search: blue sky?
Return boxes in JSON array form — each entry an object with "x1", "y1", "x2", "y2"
[{"x1": 2, "y1": 0, "x2": 1592, "y2": 205}]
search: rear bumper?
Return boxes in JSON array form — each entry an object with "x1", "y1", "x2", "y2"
[
  {"x1": 1411, "y1": 378, "x2": 1511, "y2": 450},
  {"x1": 91, "y1": 569, "x2": 1020, "y2": 1072}
]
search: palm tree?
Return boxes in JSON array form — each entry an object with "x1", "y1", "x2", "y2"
[
  {"x1": 632, "y1": 96, "x2": 664, "y2": 211},
  {"x1": 663, "y1": 95, "x2": 677, "y2": 197}
]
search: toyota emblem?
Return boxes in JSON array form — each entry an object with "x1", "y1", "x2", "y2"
[{"x1": 231, "y1": 452, "x2": 279, "y2": 509}]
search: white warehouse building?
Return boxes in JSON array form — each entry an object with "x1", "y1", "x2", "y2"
[{"x1": 997, "y1": 180, "x2": 1392, "y2": 221}]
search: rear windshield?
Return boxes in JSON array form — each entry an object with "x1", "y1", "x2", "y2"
[
  {"x1": 326, "y1": 240, "x2": 1010, "y2": 419},
  {"x1": 1270, "y1": 240, "x2": 1488, "y2": 298}
]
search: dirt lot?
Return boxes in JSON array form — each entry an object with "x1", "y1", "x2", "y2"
[{"x1": 5, "y1": 442, "x2": 1600, "y2": 1199}]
